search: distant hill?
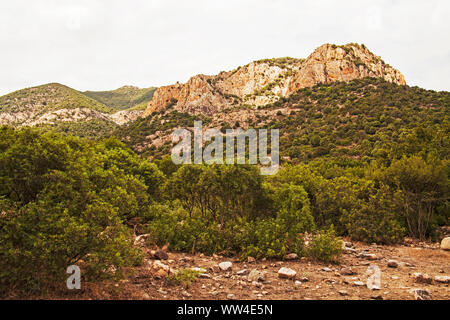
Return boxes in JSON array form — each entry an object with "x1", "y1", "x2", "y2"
[{"x1": 84, "y1": 86, "x2": 157, "y2": 111}]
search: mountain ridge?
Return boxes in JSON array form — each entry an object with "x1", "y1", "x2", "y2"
[{"x1": 143, "y1": 43, "x2": 406, "y2": 117}]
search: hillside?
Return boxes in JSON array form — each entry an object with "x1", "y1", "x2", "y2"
[
  {"x1": 115, "y1": 78, "x2": 450, "y2": 161},
  {"x1": 0, "y1": 83, "x2": 114, "y2": 126},
  {"x1": 143, "y1": 43, "x2": 405, "y2": 117},
  {"x1": 84, "y1": 86, "x2": 157, "y2": 111},
  {"x1": 0, "y1": 83, "x2": 151, "y2": 130}
]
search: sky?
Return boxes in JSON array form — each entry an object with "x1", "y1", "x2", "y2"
[{"x1": 0, "y1": 0, "x2": 449, "y2": 95}]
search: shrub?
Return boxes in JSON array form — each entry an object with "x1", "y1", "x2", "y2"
[
  {"x1": 167, "y1": 269, "x2": 200, "y2": 287},
  {"x1": 307, "y1": 226, "x2": 343, "y2": 263}
]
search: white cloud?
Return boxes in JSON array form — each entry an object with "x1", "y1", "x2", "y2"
[{"x1": 0, "y1": 0, "x2": 448, "y2": 95}]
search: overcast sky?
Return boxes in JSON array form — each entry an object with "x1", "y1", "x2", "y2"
[{"x1": 0, "y1": 0, "x2": 449, "y2": 95}]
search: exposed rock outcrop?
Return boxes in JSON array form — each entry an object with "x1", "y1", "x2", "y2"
[{"x1": 144, "y1": 43, "x2": 406, "y2": 117}]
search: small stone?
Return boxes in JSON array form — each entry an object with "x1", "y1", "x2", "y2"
[
  {"x1": 338, "y1": 290, "x2": 348, "y2": 296},
  {"x1": 248, "y1": 269, "x2": 265, "y2": 282},
  {"x1": 285, "y1": 253, "x2": 298, "y2": 260},
  {"x1": 434, "y1": 275, "x2": 450, "y2": 284},
  {"x1": 340, "y1": 267, "x2": 355, "y2": 275},
  {"x1": 218, "y1": 261, "x2": 233, "y2": 271},
  {"x1": 199, "y1": 273, "x2": 211, "y2": 279},
  {"x1": 190, "y1": 267, "x2": 207, "y2": 273},
  {"x1": 440, "y1": 237, "x2": 450, "y2": 250},
  {"x1": 391, "y1": 276, "x2": 399, "y2": 280},
  {"x1": 182, "y1": 291, "x2": 192, "y2": 297},
  {"x1": 387, "y1": 260, "x2": 399, "y2": 268},
  {"x1": 412, "y1": 289, "x2": 432, "y2": 300},
  {"x1": 412, "y1": 273, "x2": 433, "y2": 284},
  {"x1": 227, "y1": 293, "x2": 235, "y2": 300},
  {"x1": 322, "y1": 267, "x2": 332, "y2": 272},
  {"x1": 154, "y1": 249, "x2": 168, "y2": 260},
  {"x1": 247, "y1": 256, "x2": 256, "y2": 263},
  {"x1": 353, "y1": 281, "x2": 365, "y2": 286},
  {"x1": 371, "y1": 295, "x2": 383, "y2": 300},
  {"x1": 278, "y1": 267, "x2": 297, "y2": 279},
  {"x1": 236, "y1": 269, "x2": 249, "y2": 276},
  {"x1": 294, "y1": 280, "x2": 302, "y2": 286}
]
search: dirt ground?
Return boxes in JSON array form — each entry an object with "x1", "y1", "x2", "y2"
[{"x1": 49, "y1": 238, "x2": 449, "y2": 301}]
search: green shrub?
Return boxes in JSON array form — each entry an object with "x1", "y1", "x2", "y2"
[
  {"x1": 307, "y1": 226, "x2": 343, "y2": 263},
  {"x1": 167, "y1": 269, "x2": 200, "y2": 287}
]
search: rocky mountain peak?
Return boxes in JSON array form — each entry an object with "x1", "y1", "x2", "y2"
[{"x1": 143, "y1": 43, "x2": 406, "y2": 117}]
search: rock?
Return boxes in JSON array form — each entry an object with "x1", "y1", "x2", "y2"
[
  {"x1": 285, "y1": 253, "x2": 298, "y2": 260},
  {"x1": 154, "y1": 249, "x2": 168, "y2": 260},
  {"x1": 411, "y1": 289, "x2": 432, "y2": 300},
  {"x1": 182, "y1": 291, "x2": 192, "y2": 298},
  {"x1": 371, "y1": 295, "x2": 383, "y2": 300},
  {"x1": 247, "y1": 256, "x2": 256, "y2": 263},
  {"x1": 227, "y1": 293, "x2": 235, "y2": 300},
  {"x1": 322, "y1": 267, "x2": 333, "y2": 272},
  {"x1": 353, "y1": 281, "x2": 365, "y2": 286},
  {"x1": 143, "y1": 44, "x2": 406, "y2": 119},
  {"x1": 440, "y1": 237, "x2": 450, "y2": 250},
  {"x1": 236, "y1": 269, "x2": 249, "y2": 276},
  {"x1": 434, "y1": 276, "x2": 450, "y2": 284},
  {"x1": 153, "y1": 260, "x2": 170, "y2": 272},
  {"x1": 248, "y1": 269, "x2": 265, "y2": 282},
  {"x1": 338, "y1": 290, "x2": 348, "y2": 296},
  {"x1": 278, "y1": 267, "x2": 297, "y2": 279},
  {"x1": 153, "y1": 268, "x2": 168, "y2": 279},
  {"x1": 344, "y1": 247, "x2": 357, "y2": 254},
  {"x1": 294, "y1": 280, "x2": 302, "y2": 286},
  {"x1": 340, "y1": 267, "x2": 355, "y2": 275},
  {"x1": 299, "y1": 276, "x2": 309, "y2": 282},
  {"x1": 134, "y1": 234, "x2": 150, "y2": 246},
  {"x1": 218, "y1": 262, "x2": 233, "y2": 271},
  {"x1": 412, "y1": 273, "x2": 433, "y2": 284},
  {"x1": 199, "y1": 273, "x2": 211, "y2": 279},
  {"x1": 358, "y1": 252, "x2": 377, "y2": 260},
  {"x1": 387, "y1": 260, "x2": 399, "y2": 268},
  {"x1": 190, "y1": 267, "x2": 207, "y2": 273}
]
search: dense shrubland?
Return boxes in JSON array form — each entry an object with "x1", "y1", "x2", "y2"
[{"x1": 0, "y1": 78, "x2": 448, "y2": 295}]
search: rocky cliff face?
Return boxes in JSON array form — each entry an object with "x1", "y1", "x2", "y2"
[{"x1": 144, "y1": 43, "x2": 406, "y2": 117}]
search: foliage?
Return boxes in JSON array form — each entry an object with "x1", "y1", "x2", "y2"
[
  {"x1": 306, "y1": 226, "x2": 343, "y2": 263},
  {"x1": 0, "y1": 127, "x2": 167, "y2": 294},
  {"x1": 167, "y1": 269, "x2": 200, "y2": 287}
]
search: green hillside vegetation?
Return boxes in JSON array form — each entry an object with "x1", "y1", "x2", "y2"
[
  {"x1": 0, "y1": 83, "x2": 113, "y2": 115},
  {"x1": 84, "y1": 86, "x2": 157, "y2": 111},
  {"x1": 36, "y1": 119, "x2": 119, "y2": 139},
  {"x1": 0, "y1": 77, "x2": 448, "y2": 296}
]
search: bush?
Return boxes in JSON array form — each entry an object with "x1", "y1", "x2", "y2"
[
  {"x1": 307, "y1": 226, "x2": 343, "y2": 263},
  {"x1": 167, "y1": 269, "x2": 200, "y2": 287},
  {"x1": 0, "y1": 129, "x2": 150, "y2": 295}
]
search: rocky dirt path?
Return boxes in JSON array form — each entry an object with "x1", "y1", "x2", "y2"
[{"x1": 75, "y1": 239, "x2": 449, "y2": 300}]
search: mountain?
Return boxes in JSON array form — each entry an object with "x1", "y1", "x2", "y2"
[
  {"x1": 143, "y1": 43, "x2": 405, "y2": 117},
  {"x1": 84, "y1": 85, "x2": 157, "y2": 111}
]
